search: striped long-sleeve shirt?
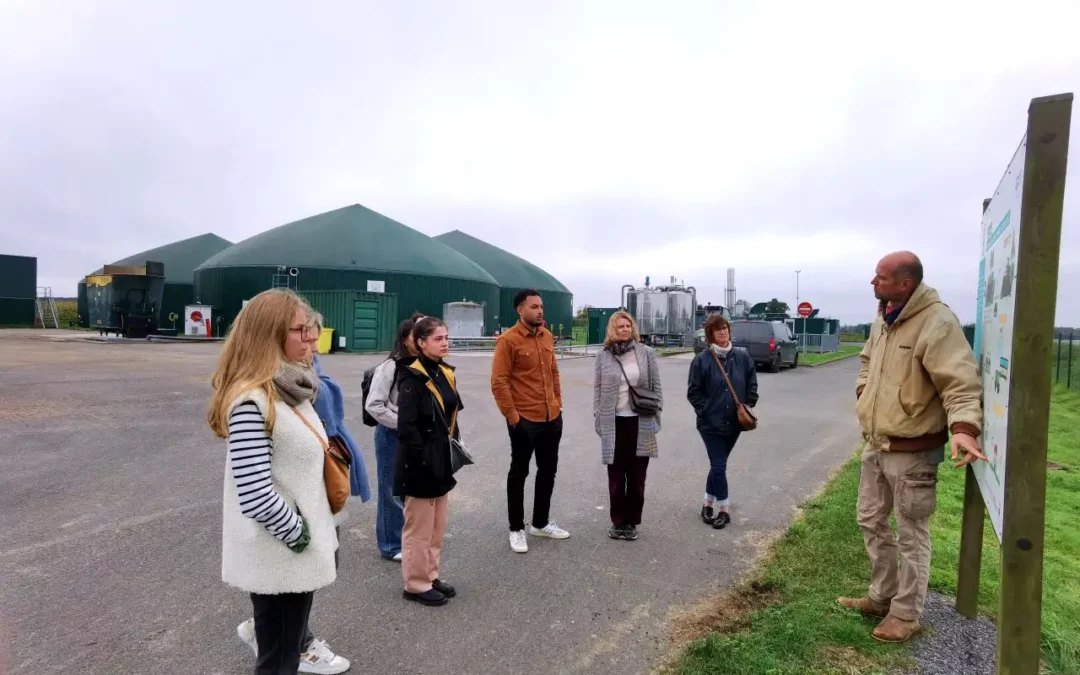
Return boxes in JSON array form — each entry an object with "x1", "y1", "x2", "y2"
[{"x1": 228, "y1": 401, "x2": 304, "y2": 545}]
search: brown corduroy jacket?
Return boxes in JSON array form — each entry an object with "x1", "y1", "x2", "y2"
[{"x1": 491, "y1": 321, "x2": 562, "y2": 425}]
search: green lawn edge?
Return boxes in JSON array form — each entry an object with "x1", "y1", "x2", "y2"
[{"x1": 671, "y1": 386, "x2": 1080, "y2": 675}]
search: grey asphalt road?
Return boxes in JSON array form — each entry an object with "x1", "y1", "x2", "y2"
[{"x1": 0, "y1": 333, "x2": 863, "y2": 675}]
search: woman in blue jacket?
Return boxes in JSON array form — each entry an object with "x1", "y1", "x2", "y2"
[{"x1": 686, "y1": 314, "x2": 758, "y2": 530}]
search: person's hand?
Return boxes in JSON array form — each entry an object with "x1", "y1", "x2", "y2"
[
  {"x1": 288, "y1": 518, "x2": 311, "y2": 553},
  {"x1": 951, "y1": 433, "x2": 987, "y2": 468}
]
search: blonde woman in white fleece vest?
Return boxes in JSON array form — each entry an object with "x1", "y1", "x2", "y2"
[{"x1": 208, "y1": 288, "x2": 338, "y2": 675}]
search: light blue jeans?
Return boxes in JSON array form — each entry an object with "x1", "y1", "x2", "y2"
[{"x1": 374, "y1": 424, "x2": 405, "y2": 559}]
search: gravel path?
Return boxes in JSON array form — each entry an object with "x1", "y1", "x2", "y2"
[{"x1": 906, "y1": 592, "x2": 997, "y2": 675}]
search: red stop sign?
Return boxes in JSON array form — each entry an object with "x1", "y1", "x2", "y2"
[
  {"x1": 797, "y1": 302, "x2": 813, "y2": 318},
  {"x1": 190, "y1": 310, "x2": 203, "y2": 323}
]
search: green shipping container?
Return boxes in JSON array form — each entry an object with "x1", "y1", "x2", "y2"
[
  {"x1": 299, "y1": 290, "x2": 398, "y2": 353},
  {"x1": 587, "y1": 307, "x2": 621, "y2": 345},
  {"x1": 0, "y1": 297, "x2": 36, "y2": 326},
  {"x1": 0, "y1": 254, "x2": 37, "y2": 299}
]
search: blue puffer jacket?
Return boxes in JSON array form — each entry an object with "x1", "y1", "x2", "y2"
[{"x1": 686, "y1": 347, "x2": 759, "y2": 436}]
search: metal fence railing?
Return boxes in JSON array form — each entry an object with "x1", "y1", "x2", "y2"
[
  {"x1": 796, "y1": 333, "x2": 841, "y2": 354},
  {"x1": 1053, "y1": 332, "x2": 1077, "y2": 394}
]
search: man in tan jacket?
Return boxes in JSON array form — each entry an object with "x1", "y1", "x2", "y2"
[
  {"x1": 838, "y1": 251, "x2": 986, "y2": 643},
  {"x1": 491, "y1": 289, "x2": 569, "y2": 554}
]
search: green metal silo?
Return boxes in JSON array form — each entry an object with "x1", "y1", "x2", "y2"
[
  {"x1": 193, "y1": 205, "x2": 501, "y2": 350},
  {"x1": 78, "y1": 233, "x2": 232, "y2": 331},
  {"x1": 434, "y1": 230, "x2": 574, "y2": 337}
]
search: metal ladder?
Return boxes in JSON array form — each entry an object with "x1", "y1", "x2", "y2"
[{"x1": 36, "y1": 287, "x2": 59, "y2": 328}]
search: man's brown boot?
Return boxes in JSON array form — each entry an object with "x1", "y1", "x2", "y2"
[
  {"x1": 836, "y1": 596, "x2": 890, "y2": 618},
  {"x1": 872, "y1": 614, "x2": 920, "y2": 643}
]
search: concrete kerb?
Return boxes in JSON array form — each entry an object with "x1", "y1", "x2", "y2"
[{"x1": 803, "y1": 352, "x2": 861, "y2": 368}]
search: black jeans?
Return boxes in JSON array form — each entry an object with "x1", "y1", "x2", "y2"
[
  {"x1": 251, "y1": 590, "x2": 315, "y2": 675},
  {"x1": 507, "y1": 414, "x2": 563, "y2": 531}
]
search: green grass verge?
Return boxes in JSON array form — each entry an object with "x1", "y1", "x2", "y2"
[
  {"x1": 674, "y1": 387, "x2": 1080, "y2": 675},
  {"x1": 801, "y1": 345, "x2": 862, "y2": 366}
]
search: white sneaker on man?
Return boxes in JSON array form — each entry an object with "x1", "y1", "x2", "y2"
[
  {"x1": 529, "y1": 522, "x2": 570, "y2": 539},
  {"x1": 237, "y1": 619, "x2": 258, "y2": 655},
  {"x1": 509, "y1": 530, "x2": 529, "y2": 553},
  {"x1": 300, "y1": 639, "x2": 351, "y2": 674}
]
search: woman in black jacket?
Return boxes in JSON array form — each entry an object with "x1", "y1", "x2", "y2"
[
  {"x1": 686, "y1": 314, "x2": 758, "y2": 530},
  {"x1": 394, "y1": 316, "x2": 463, "y2": 607}
]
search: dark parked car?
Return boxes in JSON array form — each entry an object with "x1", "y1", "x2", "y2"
[{"x1": 731, "y1": 320, "x2": 799, "y2": 372}]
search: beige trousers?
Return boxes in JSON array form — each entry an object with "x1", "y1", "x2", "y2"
[
  {"x1": 857, "y1": 447, "x2": 941, "y2": 620},
  {"x1": 401, "y1": 495, "x2": 449, "y2": 594}
]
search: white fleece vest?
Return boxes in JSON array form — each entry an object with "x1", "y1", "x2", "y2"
[{"x1": 221, "y1": 389, "x2": 338, "y2": 595}]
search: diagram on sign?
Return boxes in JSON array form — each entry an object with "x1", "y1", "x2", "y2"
[{"x1": 972, "y1": 136, "x2": 1025, "y2": 542}]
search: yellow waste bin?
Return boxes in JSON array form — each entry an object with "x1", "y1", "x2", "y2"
[{"x1": 317, "y1": 328, "x2": 335, "y2": 354}]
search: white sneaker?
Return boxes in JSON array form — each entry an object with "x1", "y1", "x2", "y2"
[
  {"x1": 392, "y1": 552, "x2": 402, "y2": 562},
  {"x1": 300, "y1": 638, "x2": 351, "y2": 674},
  {"x1": 509, "y1": 530, "x2": 529, "y2": 553},
  {"x1": 530, "y1": 522, "x2": 570, "y2": 539},
  {"x1": 236, "y1": 618, "x2": 257, "y2": 656}
]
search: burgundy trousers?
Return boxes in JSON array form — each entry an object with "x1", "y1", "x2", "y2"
[{"x1": 608, "y1": 416, "x2": 650, "y2": 526}]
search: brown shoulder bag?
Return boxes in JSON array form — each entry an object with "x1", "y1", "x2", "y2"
[
  {"x1": 710, "y1": 351, "x2": 758, "y2": 431},
  {"x1": 292, "y1": 407, "x2": 352, "y2": 514}
]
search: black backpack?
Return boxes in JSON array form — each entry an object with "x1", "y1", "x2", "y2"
[{"x1": 360, "y1": 359, "x2": 392, "y2": 427}]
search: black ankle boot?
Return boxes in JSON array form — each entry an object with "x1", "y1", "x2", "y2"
[
  {"x1": 712, "y1": 511, "x2": 731, "y2": 529},
  {"x1": 701, "y1": 505, "x2": 715, "y2": 524}
]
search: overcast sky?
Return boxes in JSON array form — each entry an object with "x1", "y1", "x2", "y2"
[{"x1": 2, "y1": 1, "x2": 1078, "y2": 325}]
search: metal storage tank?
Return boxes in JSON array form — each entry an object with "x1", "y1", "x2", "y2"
[
  {"x1": 77, "y1": 233, "x2": 232, "y2": 330},
  {"x1": 443, "y1": 301, "x2": 485, "y2": 338},
  {"x1": 0, "y1": 254, "x2": 37, "y2": 326},
  {"x1": 434, "y1": 230, "x2": 574, "y2": 337},
  {"x1": 667, "y1": 288, "x2": 695, "y2": 335},
  {"x1": 626, "y1": 289, "x2": 669, "y2": 336},
  {"x1": 194, "y1": 205, "x2": 501, "y2": 338}
]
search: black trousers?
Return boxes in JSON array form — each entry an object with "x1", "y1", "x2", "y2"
[
  {"x1": 507, "y1": 414, "x2": 563, "y2": 531},
  {"x1": 298, "y1": 527, "x2": 340, "y2": 653},
  {"x1": 250, "y1": 590, "x2": 315, "y2": 675}
]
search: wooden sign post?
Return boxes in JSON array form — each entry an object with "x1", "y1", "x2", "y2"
[{"x1": 956, "y1": 93, "x2": 1072, "y2": 675}]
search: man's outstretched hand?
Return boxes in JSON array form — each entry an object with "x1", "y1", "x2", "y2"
[{"x1": 951, "y1": 432, "x2": 987, "y2": 468}]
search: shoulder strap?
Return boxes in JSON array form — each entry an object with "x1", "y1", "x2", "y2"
[
  {"x1": 709, "y1": 350, "x2": 743, "y2": 407},
  {"x1": 612, "y1": 351, "x2": 634, "y2": 388},
  {"x1": 290, "y1": 406, "x2": 329, "y2": 451}
]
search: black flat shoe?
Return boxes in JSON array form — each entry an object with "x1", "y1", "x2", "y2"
[
  {"x1": 403, "y1": 589, "x2": 448, "y2": 606},
  {"x1": 432, "y1": 578, "x2": 457, "y2": 598},
  {"x1": 701, "y1": 505, "x2": 715, "y2": 524},
  {"x1": 712, "y1": 511, "x2": 731, "y2": 530}
]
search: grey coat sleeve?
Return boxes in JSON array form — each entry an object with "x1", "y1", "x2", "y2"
[{"x1": 365, "y1": 359, "x2": 398, "y2": 429}]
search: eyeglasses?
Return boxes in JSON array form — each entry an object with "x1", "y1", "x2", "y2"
[{"x1": 289, "y1": 325, "x2": 320, "y2": 339}]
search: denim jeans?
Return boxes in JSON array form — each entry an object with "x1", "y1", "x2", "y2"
[
  {"x1": 701, "y1": 430, "x2": 741, "y2": 506},
  {"x1": 374, "y1": 424, "x2": 405, "y2": 559}
]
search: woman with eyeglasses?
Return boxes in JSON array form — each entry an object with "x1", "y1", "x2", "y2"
[
  {"x1": 235, "y1": 311, "x2": 365, "y2": 674},
  {"x1": 686, "y1": 314, "x2": 758, "y2": 530},
  {"x1": 209, "y1": 289, "x2": 339, "y2": 675}
]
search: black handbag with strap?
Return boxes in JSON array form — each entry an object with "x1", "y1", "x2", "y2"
[{"x1": 612, "y1": 349, "x2": 662, "y2": 416}]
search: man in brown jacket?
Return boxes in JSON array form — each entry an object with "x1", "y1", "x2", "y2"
[
  {"x1": 491, "y1": 289, "x2": 569, "y2": 554},
  {"x1": 838, "y1": 251, "x2": 986, "y2": 643}
]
